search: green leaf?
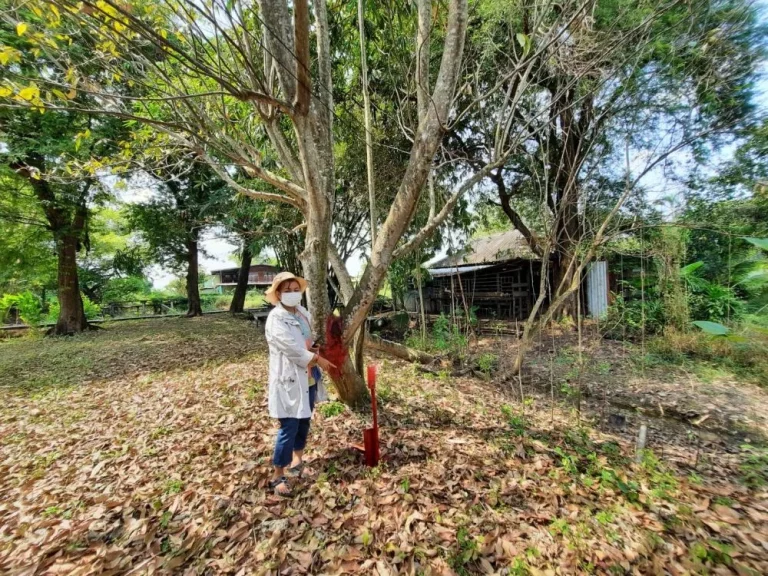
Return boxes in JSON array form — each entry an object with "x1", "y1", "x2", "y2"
[
  {"x1": 516, "y1": 33, "x2": 532, "y2": 56},
  {"x1": 744, "y1": 237, "x2": 768, "y2": 251},
  {"x1": 680, "y1": 261, "x2": 704, "y2": 276},
  {"x1": 692, "y1": 321, "x2": 729, "y2": 336}
]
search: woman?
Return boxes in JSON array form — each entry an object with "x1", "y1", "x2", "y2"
[{"x1": 264, "y1": 271, "x2": 335, "y2": 497}]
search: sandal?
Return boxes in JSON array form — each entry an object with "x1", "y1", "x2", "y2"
[
  {"x1": 268, "y1": 476, "x2": 292, "y2": 497},
  {"x1": 286, "y1": 462, "x2": 304, "y2": 478}
]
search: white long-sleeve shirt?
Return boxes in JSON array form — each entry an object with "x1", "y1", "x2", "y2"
[{"x1": 265, "y1": 304, "x2": 327, "y2": 419}]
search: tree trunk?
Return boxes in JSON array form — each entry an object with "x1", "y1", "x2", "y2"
[
  {"x1": 551, "y1": 250, "x2": 578, "y2": 319},
  {"x1": 333, "y1": 354, "x2": 371, "y2": 408},
  {"x1": 549, "y1": 183, "x2": 582, "y2": 320},
  {"x1": 547, "y1": 85, "x2": 587, "y2": 321},
  {"x1": 230, "y1": 242, "x2": 252, "y2": 314},
  {"x1": 330, "y1": 324, "x2": 370, "y2": 408},
  {"x1": 186, "y1": 238, "x2": 203, "y2": 317},
  {"x1": 18, "y1": 155, "x2": 90, "y2": 336},
  {"x1": 52, "y1": 234, "x2": 87, "y2": 335}
]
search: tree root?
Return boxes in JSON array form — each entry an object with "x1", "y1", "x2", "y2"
[{"x1": 367, "y1": 334, "x2": 436, "y2": 365}]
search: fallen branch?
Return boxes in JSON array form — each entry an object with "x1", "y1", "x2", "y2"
[{"x1": 367, "y1": 334, "x2": 436, "y2": 365}]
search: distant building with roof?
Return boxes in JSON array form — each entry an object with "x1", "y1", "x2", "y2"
[
  {"x1": 404, "y1": 229, "x2": 545, "y2": 320},
  {"x1": 405, "y1": 228, "x2": 609, "y2": 320},
  {"x1": 209, "y1": 264, "x2": 280, "y2": 294}
]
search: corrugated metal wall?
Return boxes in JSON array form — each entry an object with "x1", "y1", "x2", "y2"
[{"x1": 586, "y1": 261, "x2": 609, "y2": 318}]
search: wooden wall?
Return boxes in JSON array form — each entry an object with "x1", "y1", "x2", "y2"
[{"x1": 423, "y1": 260, "x2": 543, "y2": 320}]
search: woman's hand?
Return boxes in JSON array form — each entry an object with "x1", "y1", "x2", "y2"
[{"x1": 315, "y1": 355, "x2": 336, "y2": 372}]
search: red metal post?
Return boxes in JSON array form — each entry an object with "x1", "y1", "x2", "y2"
[
  {"x1": 368, "y1": 364, "x2": 378, "y2": 430},
  {"x1": 363, "y1": 364, "x2": 380, "y2": 466}
]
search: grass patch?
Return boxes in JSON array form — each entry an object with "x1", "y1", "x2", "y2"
[
  {"x1": 163, "y1": 479, "x2": 184, "y2": 495},
  {"x1": 647, "y1": 327, "x2": 768, "y2": 385},
  {"x1": 500, "y1": 404, "x2": 526, "y2": 436},
  {"x1": 318, "y1": 401, "x2": 346, "y2": 418},
  {"x1": 739, "y1": 444, "x2": 768, "y2": 488},
  {"x1": 0, "y1": 317, "x2": 265, "y2": 395},
  {"x1": 447, "y1": 526, "x2": 479, "y2": 576},
  {"x1": 477, "y1": 353, "x2": 498, "y2": 378}
]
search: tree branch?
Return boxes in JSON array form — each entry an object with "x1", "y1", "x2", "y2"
[
  {"x1": 394, "y1": 153, "x2": 510, "y2": 259},
  {"x1": 293, "y1": 0, "x2": 311, "y2": 116},
  {"x1": 342, "y1": 0, "x2": 469, "y2": 342},
  {"x1": 199, "y1": 152, "x2": 305, "y2": 209}
]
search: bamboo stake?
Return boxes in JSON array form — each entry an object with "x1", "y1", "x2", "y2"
[
  {"x1": 416, "y1": 264, "x2": 427, "y2": 342},
  {"x1": 357, "y1": 0, "x2": 377, "y2": 245},
  {"x1": 635, "y1": 424, "x2": 648, "y2": 463}
]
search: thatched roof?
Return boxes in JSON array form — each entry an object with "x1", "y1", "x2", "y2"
[{"x1": 428, "y1": 229, "x2": 537, "y2": 269}]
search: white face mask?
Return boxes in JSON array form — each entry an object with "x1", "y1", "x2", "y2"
[{"x1": 280, "y1": 291, "x2": 302, "y2": 307}]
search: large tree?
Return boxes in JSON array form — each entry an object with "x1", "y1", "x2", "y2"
[
  {"x1": 0, "y1": 7, "x2": 133, "y2": 333},
  {"x1": 440, "y1": 0, "x2": 764, "y2": 318},
  {"x1": 220, "y1": 196, "x2": 282, "y2": 315},
  {"x1": 128, "y1": 162, "x2": 229, "y2": 316},
  {"x1": 0, "y1": 115, "x2": 126, "y2": 334},
  {"x1": 0, "y1": 178, "x2": 148, "y2": 310},
  {"x1": 0, "y1": 0, "x2": 482, "y2": 404},
  {"x1": 0, "y1": 173, "x2": 57, "y2": 299}
]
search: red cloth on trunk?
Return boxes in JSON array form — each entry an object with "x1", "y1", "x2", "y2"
[{"x1": 320, "y1": 315, "x2": 347, "y2": 380}]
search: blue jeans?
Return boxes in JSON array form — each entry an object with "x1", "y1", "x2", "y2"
[{"x1": 272, "y1": 384, "x2": 317, "y2": 468}]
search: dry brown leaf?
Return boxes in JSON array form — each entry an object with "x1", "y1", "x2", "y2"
[{"x1": 714, "y1": 505, "x2": 742, "y2": 524}]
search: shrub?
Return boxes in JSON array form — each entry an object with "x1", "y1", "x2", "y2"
[
  {"x1": 101, "y1": 276, "x2": 152, "y2": 302},
  {"x1": 477, "y1": 353, "x2": 498, "y2": 377},
  {"x1": 688, "y1": 284, "x2": 744, "y2": 323},
  {"x1": 405, "y1": 313, "x2": 468, "y2": 357},
  {"x1": 45, "y1": 294, "x2": 102, "y2": 323},
  {"x1": 0, "y1": 292, "x2": 43, "y2": 326},
  {"x1": 604, "y1": 292, "x2": 666, "y2": 339},
  {"x1": 201, "y1": 294, "x2": 232, "y2": 311},
  {"x1": 244, "y1": 289, "x2": 266, "y2": 308},
  {"x1": 648, "y1": 327, "x2": 768, "y2": 384},
  {"x1": 82, "y1": 295, "x2": 101, "y2": 319},
  {"x1": 432, "y1": 313, "x2": 468, "y2": 353}
]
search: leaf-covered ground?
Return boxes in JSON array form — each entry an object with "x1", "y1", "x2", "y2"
[{"x1": 1, "y1": 317, "x2": 767, "y2": 575}]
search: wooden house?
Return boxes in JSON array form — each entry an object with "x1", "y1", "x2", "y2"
[
  {"x1": 405, "y1": 230, "x2": 546, "y2": 320},
  {"x1": 209, "y1": 264, "x2": 280, "y2": 294},
  {"x1": 405, "y1": 229, "x2": 613, "y2": 320}
]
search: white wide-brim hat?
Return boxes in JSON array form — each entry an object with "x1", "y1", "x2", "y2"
[{"x1": 265, "y1": 271, "x2": 308, "y2": 305}]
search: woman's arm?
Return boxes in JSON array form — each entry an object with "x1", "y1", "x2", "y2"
[{"x1": 269, "y1": 318, "x2": 316, "y2": 368}]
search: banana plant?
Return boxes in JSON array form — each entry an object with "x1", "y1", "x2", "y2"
[{"x1": 692, "y1": 237, "x2": 768, "y2": 336}]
